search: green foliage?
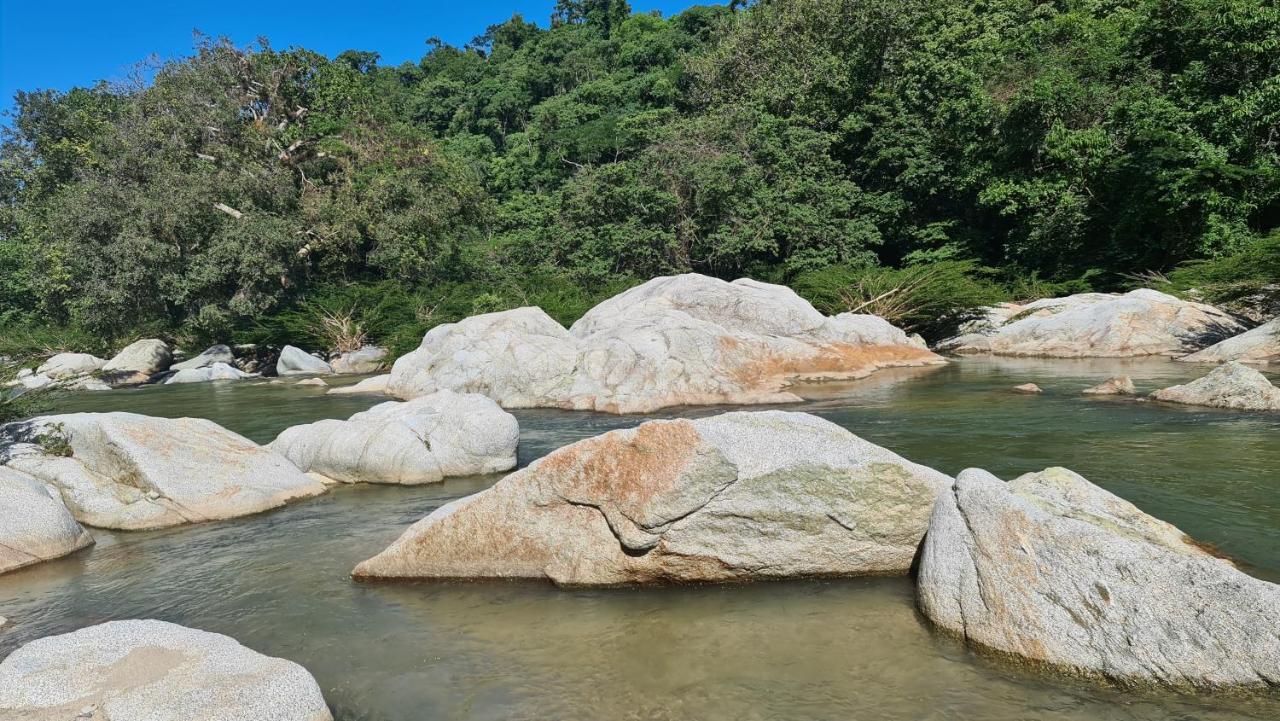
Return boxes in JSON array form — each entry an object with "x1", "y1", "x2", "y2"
[
  {"x1": 1, "y1": 0, "x2": 1277, "y2": 350},
  {"x1": 1156, "y1": 231, "x2": 1280, "y2": 308}
]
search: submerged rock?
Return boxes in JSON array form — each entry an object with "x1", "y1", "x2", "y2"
[
  {"x1": 36, "y1": 353, "x2": 106, "y2": 380},
  {"x1": 354, "y1": 411, "x2": 951, "y2": 586},
  {"x1": 326, "y1": 374, "x2": 390, "y2": 395},
  {"x1": 277, "y1": 345, "x2": 333, "y2": 376},
  {"x1": 163, "y1": 361, "x2": 252, "y2": 384},
  {"x1": 1012, "y1": 383, "x2": 1042, "y2": 394},
  {"x1": 917, "y1": 467, "x2": 1280, "y2": 690},
  {"x1": 0, "y1": 619, "x2": 332, "y2": 720},
  {"x1": 0, "y1": 466, "x2": 93, "y2": 574},
  {"x1": 295, "y1": 378, "x2": 328, "y2": 387},
  {"x1": 388, "y1": 274, "x2": 942, "y2": 413},
  {"x1": 1, "y1": 412, "x2": 328, "y2": 530},
  {"x1": 1081, "y1": 376, "x2": 1135, "y2": 395},
  {"x1": 170, "y1": 344, "x2": 234, "y2": 371},
  {"x1": 270, "y1": 390, "x2": 518, "y2": 485},
  {"x1": 102, "y1": 339, "x2": 172, "y2": 376},
  {"x1": 330, "y1": 345, "x2": 388, "y2": 374},
  {"x1": 1179, "y1": 317, "x2": 1279, "y2": 365},
  {"x1": 1149, "y1": 362, "x2": 1280, "y2": 411},
  {"x1": 939, "y1": 289, "x2": 1243, "y2": 358}
]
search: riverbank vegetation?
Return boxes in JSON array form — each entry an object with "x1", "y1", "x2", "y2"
[{"x1": 1, "y1": 0, "x2": 1277, "y2": 356}]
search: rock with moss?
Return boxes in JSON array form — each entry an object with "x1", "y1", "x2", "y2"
[
  {"x1": 0, "y1": 466, "x2": 94, "y2": 574},
  {"x1": 0, "y1": 619, "x2": 332, "y2": 720},
  {"x1": 1179, "y1": 317, "x2": 1279, "y2": 365},
  {"x1": 270, "y1": 390, "x2": 518, "y2": 485},
  {"x1": 1, "y1": 412, "x2": 328, "y2": 530},
  {"x1": 917, "y1": 467, "x2": 1280, "y2": 690},
  {"x1": 1149, "y1": 362, "x2": 1280, "y2": 410},
  {"x1": 354, "y1": 410, "x2": 951, "y2": 586},
  {"x1": 939, "y1": 290, "x2": 1244, "y2": 357}
]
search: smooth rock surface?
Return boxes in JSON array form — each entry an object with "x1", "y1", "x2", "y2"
[
  {"x1": 326, "y1": 374, "x2": 390, "y2": 396},
  {"x1": 0, "y1": 466, "x2": 93, "y2": 574},
  {"x1": 1082, "y1": 376, "x2": 1135, "y2": 395},
  {"x1": 1, "y1": 412, "x2": 328, "y2": 530},
  {"x1": 330, "y1": 345, "x2": 388, "y2": 374},
  {"x1": 36, "y1": 353, "x2": 106, "y2": 380},
  {"x1": 102, "y1": 339, "x2": 172, "y2": 376},
  {"x1": 295, "y1": 378, "x2": 328, "y2": 387},
  {"x1": 1012, "y1": 383, "x2": 1042, "y2": 393},
  {"x1": 163, "y1": 362, "x2": 252, "y2": 384},
  {"x1": 1149, "y1": 361, "x2": 1280, "y2": 410},
  {"x1": 388, "y1": 274, "x2": 942, "y2": 413},
  {"x1": 170, "y1": 344, "x2": 234, "y2": 371},
  {"x1": 354, "y1": 411, "x2": 952, "y2": 585},
  {"x1": 917, "y1": 467, "x2": 1280, "y2": 690},
  {"x1": 939, "y1": 289, "x2": 1243, "y2": 357},
  {"x1": 271, "y1": 390, "x2": 518, "y2": 485},
  {"x1": 0, "y1": 620, "x2": 332, "y2": 720},
  {"x1": 277, "y1": 345, "x2": 333, "y2": 376},
  {"x1": 1179, "y1": 317, "x2": 1279, "y2": 365}
]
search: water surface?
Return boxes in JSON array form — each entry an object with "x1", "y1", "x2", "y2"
[{"x1": 2, "y1": 358, "x2": 1278, "y2": 720}]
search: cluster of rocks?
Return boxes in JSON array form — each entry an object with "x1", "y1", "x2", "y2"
[
  {"x1": 387, "y1": 273, "x2": 943, "y2": 413},
  {"x1": 1013, "y1": 364, "x2": 1280, "y2": 411}
]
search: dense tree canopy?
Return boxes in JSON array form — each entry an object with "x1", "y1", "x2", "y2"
[{"x1": 1, "y1": 0, "x2": 1277, "y2": 349}]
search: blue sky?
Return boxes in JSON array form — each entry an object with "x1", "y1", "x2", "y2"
[{"x1": 0, "y1": 0, "x2": 707, "y2": 117}]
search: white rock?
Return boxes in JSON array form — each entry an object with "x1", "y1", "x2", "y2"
[
  {"x1": 354, "y1": 411, "x2": 952, "y2": 585},
  {"x1": 102, "y1": 339, "x2": 172, "y2": 375},
  {"x1": 37, "y1": 353, "x2": 106, "y2": 380},
  {"x1": 6, "y1": 373, "x2": 54, "y2": 390},
  {"x1": 170, "y1": 344, "x2": 234, "y2": 371},
  {"x1": 1012, "y1": 383, "x2": 1043, "y2": 393},
  {"x1": 1082, "y1": 376, "x2": 1136, "y2": 395},
  {"x1": 388, "y1": 274, "x2": 942, "y2": 413},
  {"x1": 0, "y1": 466, "x2": 93, "y2": 574},
  {"x1": 1149, "y1": 361, "x2": 1280, "y2": 410},
  {"x1": 326, "y1": 374, "x2": 390, "y2": 395},
  {"x1": 295, "y1": 378, "x2": 328, "y2": 387},
  {"x1": 1179, "y1": 317, "x2": 1279, "y2": 365},
  {"x1": 2, "y1": 412, "x2": 328, "y2": 530},
  {"x1": 330, "y1": 345, "x2": 388, "y2": 374},
  {"x1": 271, "y1": 390, "x2": 518, "y2": 485},
  {"x1": 917, "y1": 467, "x2": 1280, "y2": 690},
  {"x1": 164, "y1": 362, "x2": 252, "y2": 384},
  {"x1": 277, "y1": 346, "x2": 333, "y2": 376},
  {"x1": 0, "y1": 620, "x2": 332, "y2": 720},
  {"x1": 939, "y1": 289, "x2": 1244, "y2": 357}
]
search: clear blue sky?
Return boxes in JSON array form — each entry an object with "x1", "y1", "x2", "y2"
[{"x1": 0, "y1": 0, "x2": 707, "y2": 117}]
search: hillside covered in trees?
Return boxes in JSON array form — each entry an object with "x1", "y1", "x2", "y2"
[{"x1": 1, "y1": 0, "x2": 1277, "y2": 354}]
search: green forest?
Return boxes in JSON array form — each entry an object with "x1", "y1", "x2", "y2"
[{"x1": 2, "y1": 0, "x2": 1278, "y2": 356}]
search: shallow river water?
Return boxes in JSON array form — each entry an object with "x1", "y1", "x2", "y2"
[{"x1": 2, "y1": 357, "x2": 1278, "y2": 720}]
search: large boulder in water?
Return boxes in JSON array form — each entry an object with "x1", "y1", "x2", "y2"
[
  {"x1": 102, "y1": 338, "x2": 172, "y2": 375},
  {"x1": 164, "y1": 361, "x2": 253, "y2": 384},
  {"x1": 0, "y1": 619, "x2": 332, "y2": 720},
  {"x1": 1149, "y1": 361, "x2": 1280, "y2": 410},
  {"x1": 0, "y1": 466, "x2": 93, "y2": 574},
  {"x1": 270, "y1": 390, "x2": 518, "y2": 484},
  {"x1": 387, "y1": 274, "x2": 942, "y2": 413},
  {"x1": 917, "y1": 467, "x2": 1280, "y2": 690},
  {"x1": 330, "y1": 345, "x2": 388, "y2": 374},
  {"x1": 1179, "y1": 317, "x2": 1280, "y2": 365},
  {"x1": 1, "y1": 412, "x2": 328, "y2": 530},
  {"x1": 276, "y1": 345, "x2": 333, "y2": 376},
  {"x1": 36, "y1": 352, "x2": 106, "y2": 380},
  {"x1": 938, "y1": 289, "x2": 1243, "y2": 357},
  {"x1": 171, "y1": 343, "x2": 234, "y2": 371},
  {"x1": 354, "y1": 411, "x2": 952, "y2": 586}
]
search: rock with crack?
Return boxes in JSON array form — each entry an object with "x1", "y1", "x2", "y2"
[
  {"x1": 326, "y1": 374, "x2": 390, "y2": 396},
  {"x1": 277, "y1": 345, "x2": 333, "y2": 376},
  {"x1": 1179, "y1": 317, "x2": 1279, "y2": 365},
  {"x1": 0, "y1": 619, "x2": 332, "y2": 721},
  {"x1": 0, "y1": 466, "x2": 94, "y2": 574},
  {"x1": 171, "y1": 344, "x2": 234, "y2": 371},
  {"x1": 388, "y1": 274, "x2": 942, "y2": 413},
  {"x1": 1149, "y1": 361, "x2": 1280, "y2": 411},
  {"x1": 270, "y1": 390, "x2": 518, "y2": 485},
  {"x1": 353, "y1": 410, "x2": 951, "y2": 586},
  {"x1": 1, "y1": 412, "x2": 328, "y2": 530},
  {"x1": 938, "y1": 289, "x2": 1244, "y2": 357},
  {"x1": 917, "y1": 467, "x2": 1280, "y2": 690}
]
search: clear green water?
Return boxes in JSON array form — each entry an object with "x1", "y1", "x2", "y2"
[{"x1": 1, "y1": 358, "x2": 1278, "y2": 720}]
